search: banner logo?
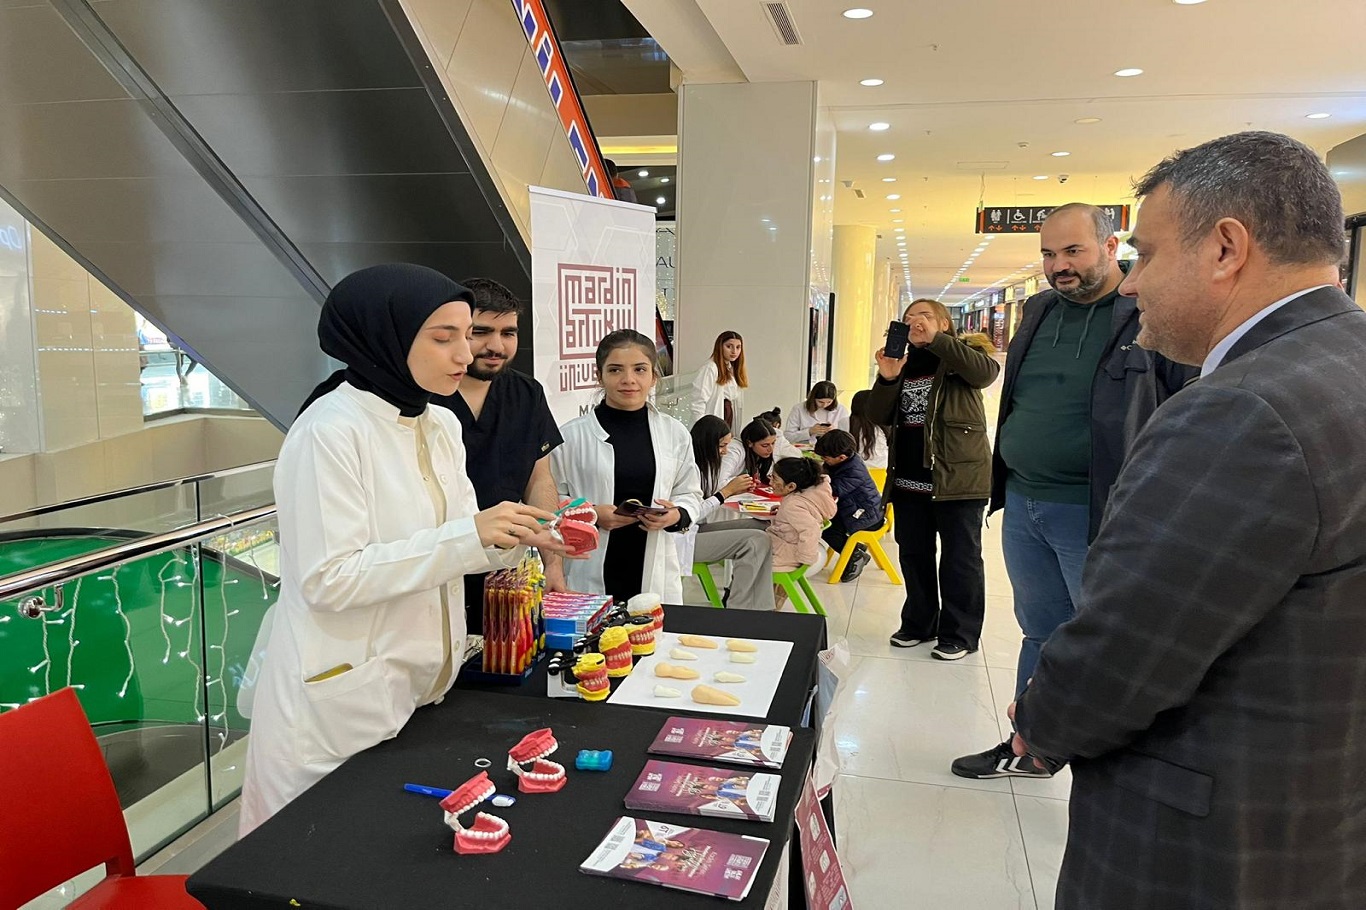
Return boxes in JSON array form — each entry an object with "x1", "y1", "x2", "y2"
[{"x1": 557, "y1": 263, "x2": 638, "y2": 392}]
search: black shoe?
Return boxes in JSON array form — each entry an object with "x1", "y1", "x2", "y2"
[
  {"x1": 839, "y1": 545, "x2": 870, "y2": 583},
  {"x1": 931, "y1": 642, "x2": 976, "y2": 661},
  {"x1": 888, "y1": 631, "x2": 929, "y2": 648},
  {"x1": 951, "y1": 741, "x2": 1062, "y2": 780}
]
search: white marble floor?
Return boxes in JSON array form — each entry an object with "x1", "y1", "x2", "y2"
[{"x1": 808, "y1": 514, "x2": 1072, "y2": 910}]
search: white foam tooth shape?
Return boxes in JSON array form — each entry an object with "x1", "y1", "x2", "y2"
[
  {"x1": 653, "y1": 685, "x2": 681, "y2": 698},
  {"x1": 713, "y1": 671, "x2": 747, "y2": 684},
  {"x1": 669, "y1": 647, "x2": 698, "y2": 661},
  {"x1": 730, "y1": 652, "x2": 757, "y2": 664}
]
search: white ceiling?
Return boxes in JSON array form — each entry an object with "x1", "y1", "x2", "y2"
[{"x1": 632, "y1": 0, "x2": 1366, "y2": 304}]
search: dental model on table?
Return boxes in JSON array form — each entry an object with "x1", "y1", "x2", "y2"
[
  {"x1": 507, "y1": 728, "x2": 567, "y2": 794},
  {"x1": 440, "y1": 771, "x2": 510, "y2": 855}
]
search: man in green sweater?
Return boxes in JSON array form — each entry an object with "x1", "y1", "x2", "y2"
[{"x1": 952, "y1": 204, "x2": 1194, "y2": 780}]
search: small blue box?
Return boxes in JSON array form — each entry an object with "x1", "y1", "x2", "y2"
[{"x1": 575, "y1": 749, "x2": 613, "y2": 772}]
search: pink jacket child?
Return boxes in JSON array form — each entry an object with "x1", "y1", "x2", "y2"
[{"x1": 766, "y1": 468, "x2": 837, "y2": 572}]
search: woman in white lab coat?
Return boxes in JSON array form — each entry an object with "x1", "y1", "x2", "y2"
[
  {"x1": 239, "y1": 264, "x2": 561, "y2": 836},
  {"x1": 554, "y1": 330, "x2": 703, "y2": 604},
  {"x1": 689, "y1": 330, "x2": 748, "y2": 430},
  {"x1": 784, "y1": 380, "x2": 850, "y2": 443},
  {"x1": 719, "y1": 416, "x2": 803, "y2": 486}
]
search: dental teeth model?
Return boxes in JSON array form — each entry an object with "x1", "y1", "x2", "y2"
[
  {"x1": 574, "y1": 653, "x2": 610, "y2": 702},
  {"x1": 725, "y1": 639, "x2": 758, "y2": 652},
  {"x1": 654, "y1": 662, "x2": 700, "y2": 680},
  {"x1": 713, "y1": 671, "x2": 746, "y2": 683},
  {"x1": 669, "y1": 647, "x2": 698, "y2": 661},
  {"x1": 440, "y1": 771, "x2": 510, "y2": 855},
  {"x1": 599, "y1": 626, "x2": 634, "y2": 678},
  {"x1": 730, "y1": 652, "x2": 757, "y2": 664},
  {"x1": 626, "y1": 593, "x2": 665, "y2": 635},
  {"x1": 653, "y1": 685, "x2": 681, "y2": 698},
  {"x1": 691, "y1": 684, "x2": 742, "y2": 707},
  {"x1": 507, "y1": 728, "x2": 567, "y2": 794},
  {"x1": 677, "y1": 634, "x2": 718, "y2": 649},
  {"x1": 627, "y1": 614, "x2": 657, "y2": 656}
]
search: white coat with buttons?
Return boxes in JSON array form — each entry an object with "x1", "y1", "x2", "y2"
[
  {"x1": 552, "y1": 406, "x2": 703, "y2": 603},
  {"x1": 238, "y1": 383, "x2": 523, "y2": 835}
]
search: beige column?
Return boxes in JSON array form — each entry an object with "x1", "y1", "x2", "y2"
[{"x1": 831, "y1": 225, "x2": 877, "y2": 401}]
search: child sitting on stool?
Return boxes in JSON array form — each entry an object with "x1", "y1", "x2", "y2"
[
  {"x1": 814, "y1": 429, "x2": 886, "y2": 582},
  {"x1": 766, "y1": 457, "x2": 836, "y2": 608}
]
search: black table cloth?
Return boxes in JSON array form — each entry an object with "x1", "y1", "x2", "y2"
[
  {"x1": 461, "y1": 605, "x2": 830, "y2": 729},
  {"x1": 189, "y1": 690, "x2": 815, "y2": 910}
]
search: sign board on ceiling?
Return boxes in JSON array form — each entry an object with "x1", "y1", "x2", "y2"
[{"x1": 975, "y1": 205, "x2": 1131, "y2": 234}]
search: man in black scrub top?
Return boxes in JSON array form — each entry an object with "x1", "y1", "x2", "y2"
[{"x1": 430, "y1": 278, "x2": 565, "y2": 631}]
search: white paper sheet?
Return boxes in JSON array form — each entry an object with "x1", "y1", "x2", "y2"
[{"x1": 607, "y1": 631, "x2": 794, "y2": 719}]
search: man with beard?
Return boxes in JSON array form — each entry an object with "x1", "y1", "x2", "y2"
[
  {"x1": 431, "y1": 278, "x2": 567, "y2": 629},
  {"x1": 950, "y1": 204, "x2": 1194, "y2": 781}
]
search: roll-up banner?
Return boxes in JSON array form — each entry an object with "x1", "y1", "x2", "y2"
[{"x1": 530, "y1": 186, "x2": 657, "y2": 424}]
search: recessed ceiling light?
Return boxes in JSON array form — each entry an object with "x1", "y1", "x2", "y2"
[
  {"x1": 877, "y1": 153, "x2": 896, "y2": 162},
  {"x1": 638, "y1": 169, "x2": 649, "y2": 177},
  {"x1": 1051, "y1": 151, "x2": 1071, "y2": 157},
  {"x1": 1075, "y1": 117, "x2": 1102, "y2": 124},
  {"x1": 660, "y1": 177, "x2": 670, "y2": 183},
  {"x1": 895, "y1": 228, "x2": 905, "y2": 233},
  {"x1": 655, "y1": 196, "x2": 666, "y2": 205},
  {"x1": 1173, "y1": 0, "x2": 1207, "y2": 4},
  {"x1": 869, "y1": 122, "x2": 891, "y2": 131},
  {"x1": 886, "y1": 194, "x2": 901, "y2": 200},
  {"x1": 842, "y1": 8, "x2": 874, "y2": 19},
  {"x1": 889, "y1": 208, "x2": 901, "y2": 213},
  {"x1": 1307, "y1": 112, "x2": 1332, "y2": 119},
  {"x1": 882, "y1": 177, "x2": 897, "y2": 183},
  {"x1": 891, "y1": 218, "x2": 904, "y2": 223},
  {"x1": 1033, "y1": 175, "x2": 1050, "y2": 180},
  {"x1": 860, "y1": 78, "x2": 884, "y2": 87},
  {"x1": 1113, "y1": 68, "x2": 1144, "y2": 77}
]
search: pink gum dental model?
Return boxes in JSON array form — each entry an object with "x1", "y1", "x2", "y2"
[
  {"x1": 439, "y1": 771, "x2": 510, "y2": 855},
  {"x1": 507, "y1": 727, "x2": 567, "y2": 794}
]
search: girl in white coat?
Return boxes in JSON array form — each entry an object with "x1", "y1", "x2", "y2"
[
  {"x1": 554, "y1": 330, "x2": 703, "y2": 604},
  {"x1": 689, "y1": 330, "x2": 748, "y2": 430},
  {"x1": 719, "y1": 416, "x2": 803, "y2": 486},
  {"x1": 239, "y1": 265, "x2": 562, "y2": 836},
  {"x1": 784, "y1": 380, "x2": 850, "y2": 443}
]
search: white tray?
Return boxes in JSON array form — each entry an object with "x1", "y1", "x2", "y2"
[{"x1": 606, "y1": 630, "x2": 793, "y2": 719}]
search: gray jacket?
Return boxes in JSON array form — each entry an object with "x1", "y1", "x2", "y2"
[{"x1": 1015, "y1": 287, "x2": 1366, "y2": 909}]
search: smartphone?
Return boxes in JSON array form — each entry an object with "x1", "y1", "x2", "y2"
[
  {"x1": 614, "y1": 499, "x2": 670, "y2": 519},
  {"x1": 885, "y1": 320, "x2": 911, "y2": 359}
]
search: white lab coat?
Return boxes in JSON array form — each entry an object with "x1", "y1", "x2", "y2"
[
  {"x1": 718, "y1": 435, "x2": 803, "y2": 484},
  {"x1": 552, "y1": 406, "x2": 703, "y2": 603},
  {"x1": 238, "y1": 383, "x2": 522, "y2": 835},
  {"x1": 689, "y1": 360, "x2": 744, "y2": 428},
  {"x1": 784, "y1": 402, "x2": 850, "y2": 443},
  {"x1": 861, "y1": 428, "x2": 890, "y2": 469}
]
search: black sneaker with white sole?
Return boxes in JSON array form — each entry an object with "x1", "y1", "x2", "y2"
[
  {"x1": 931, "y1": 641, "x2": 975, "y2": 661},
  {"x1": 839, "y1": 545, "x2": 871, "y2": 583},
  {"x1": 951, "y1": 740, "x2": 1063, "y2": 779},
  {"x1": 888, "y1": 631, "x2": 929, "y2": 648}
]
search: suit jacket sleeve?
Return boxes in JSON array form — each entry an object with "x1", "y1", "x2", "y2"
[{"x1": 1013, "y1": 384, "x2": 1317, "y2": 760}]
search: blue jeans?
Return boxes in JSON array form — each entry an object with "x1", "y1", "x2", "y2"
[{"x1": 1002, "y1": 490, "x2": 1089, "y2": 698}]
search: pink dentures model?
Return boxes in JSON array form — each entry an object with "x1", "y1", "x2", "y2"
[
  {"x1": 440, "y1": 772, "x2": 510, "y2": 855},
  {"x1": 550, "y1": 500, "x2": 600, "y2": 556},
  {"x1": 627, "y1": 614, "x2": 657, "y2": 656},
  {"x1": 507, "y1": 727, "x2": 567, "y2": 794}
]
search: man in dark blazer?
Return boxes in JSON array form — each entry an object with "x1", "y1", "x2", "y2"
[{"x1": 1012, "y1": 131, "x2": 1366, "y2": 908}]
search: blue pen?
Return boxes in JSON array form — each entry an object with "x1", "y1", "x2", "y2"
[{"x1": 404, "y1": 783, "x2": 453, "y2": 799}]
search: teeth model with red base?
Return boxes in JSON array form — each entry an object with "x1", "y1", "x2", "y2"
[
  {"x1": 626, "y1": 614, "x2": 657, "y2": 656},
  {"x1": 549, "y1": 500, "x2": 600, "y2": 556},
  {"x1": 574, "y1": 653, "x2": 610, "y2": 701},
  {"x1": 507, "y1": 727, "x2": 567, "y2": 793},
  {"x1": 627, "y1": 592, "x2": 665, "y2": 635},
  {"x1": 439, "y1": 772, "x2": 510, "y2": 855},
  {"x1": 599, "y1": 626, "x2": 634, "y2": 677}
]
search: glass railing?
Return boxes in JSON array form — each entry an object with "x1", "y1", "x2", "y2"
[
  {"x1": 655, "y1": 369, "x2": 696, "y2": 427},
  {"x1": 0, "y1": 465, "x2": 279, "y2": 898}
]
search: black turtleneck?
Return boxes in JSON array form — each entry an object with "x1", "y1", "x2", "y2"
[{"x1": 596, "y1": 403, "x2": 655, "y2": 602}]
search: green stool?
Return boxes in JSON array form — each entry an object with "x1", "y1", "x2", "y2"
[
  {"x1": 773, "y1": 563, "x2": 826, "y2": 615},
  {"x1": 692, "y1": 562, "x2": 726, "y2": 608}
]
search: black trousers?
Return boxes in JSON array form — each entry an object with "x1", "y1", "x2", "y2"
[{"x1": 892, "y1": 493, "x2": 987, "y2": 649}]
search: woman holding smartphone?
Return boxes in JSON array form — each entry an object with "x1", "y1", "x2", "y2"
[
  {"x1": 553, "y1": 330, "x2": 703, "y2": 603},
  {"x1": 784, "y1": 380, "x2": 849, "y2": 443}
]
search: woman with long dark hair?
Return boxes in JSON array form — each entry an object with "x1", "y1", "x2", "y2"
[
  {"x1": 848, "y1": 390, "x2": 890, "y2": 470},
  {"x1": 690, "y1": 330, "x2": 748, "y2": 430},
  {"x1": 865, "y1": 297, "x2": 999, "y2": 661},
  {"x1": 784, "y1": 380, "x2": 850, "y2": 443},
  {"x1": 719, "y1": 415, "x2": 801, "y2": 487}
]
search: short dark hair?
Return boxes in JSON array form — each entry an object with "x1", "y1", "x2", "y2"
[
  {"x1": 1044, "y1": 203, "x2": 1115, "y2": 248},
  {"x1": 460, "y1": 277, "x2": 524, "y2": 316},
  {"x1": 814, "y1": 429, "x2": 857, "y2": 459},
  {"x1": 594, "y1": 329, "x2": 660, "y2": 377},
  {"x1": 1134, "y1": 131, "x2": 1345, "y2": 266},
  {"x1": 772, "y1": 456, "x2": 821, "y2": 492}
]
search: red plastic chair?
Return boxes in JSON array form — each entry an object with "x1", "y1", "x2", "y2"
[{"x1": 0, "y1": 687, "x2": 205, "y2": 909}]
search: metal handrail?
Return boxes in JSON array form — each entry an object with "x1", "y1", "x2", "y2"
[
  {"x1": 0, "y1": 460, "x2": 276, "y2": 525},
  {"x1": 0, "y1": 505, "x2": 277, "y2": 602}
]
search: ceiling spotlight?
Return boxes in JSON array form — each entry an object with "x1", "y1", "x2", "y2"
[
  {"x1": 1173, "y1": 0, "x2": 1207, "y2": 4},
  {"x1": 892, "y1": 219, "x2": 904, "y2": 223},
  {"x1": 886, "y1": 194, "x2": 901, "y2": 200},
  {"x1": 842, "y1": 8, "x2": 874, "y2": 19},
  {"x1": 869, "y1": 122, "x2": 891, "y2": 131},
  {"x1": 1033, "y1": 175, "x2": 1050, "y2": 180},
  {"x1": 655, "y1": 196, "x2": 666, "y2": 205},
  {"x1": 1113, "y1": 68, "x2": 1144, "y2": 77},
  {"x1": 1307, "y1": 112, "x2": 1332, "y2": 119},
  {"x1": 889, "y1": 208, "x2": 902, "y2": 213},
  {"x1": 637, "y1": 170, "x2": 649, "y2": 178},
  {"x1": 660, "y1": 177, "x2": 670, "y2": 183},
  {"x1": 860, "y1": 78, "x2": 884, "y2": 87},
  {"x1": 877, "y1": 153, "x2": 896, "y2": 162},
  {"x1": 895, "y1": 227, "x2": 905, "y2": 233},
  {"x1": 1075, "y1": 117, "x2": 1102, "y2": 124},
  {"x1": 882, "y1": 177, "x2": 897, "y2": 183},
  {"x1": 1051, "y1": 151, "x2": 1071, "y2": 157}
]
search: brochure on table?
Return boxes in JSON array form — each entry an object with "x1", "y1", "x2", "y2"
[
  {"x1": 607, "y1": 631, "x2": 794, "y2": 719},
  {"x1": 580, "y1": 816, "x2": 769, "y2": 902}
]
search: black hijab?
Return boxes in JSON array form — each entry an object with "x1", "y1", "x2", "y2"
[{"x1": 297, "y1": 264, "x2": 472, "y2": 419}]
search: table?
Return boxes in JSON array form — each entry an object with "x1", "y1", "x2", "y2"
[
  {"x1": 460, "y1": 605, "x2": 829, "y2": 729},
  {"x1": 188, "y1": 690, "x2": 815, "y2": 909}
]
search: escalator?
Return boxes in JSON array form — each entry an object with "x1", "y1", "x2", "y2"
[{"x1": 0, "y1": 0, "x2": 583, "y2": 429}]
